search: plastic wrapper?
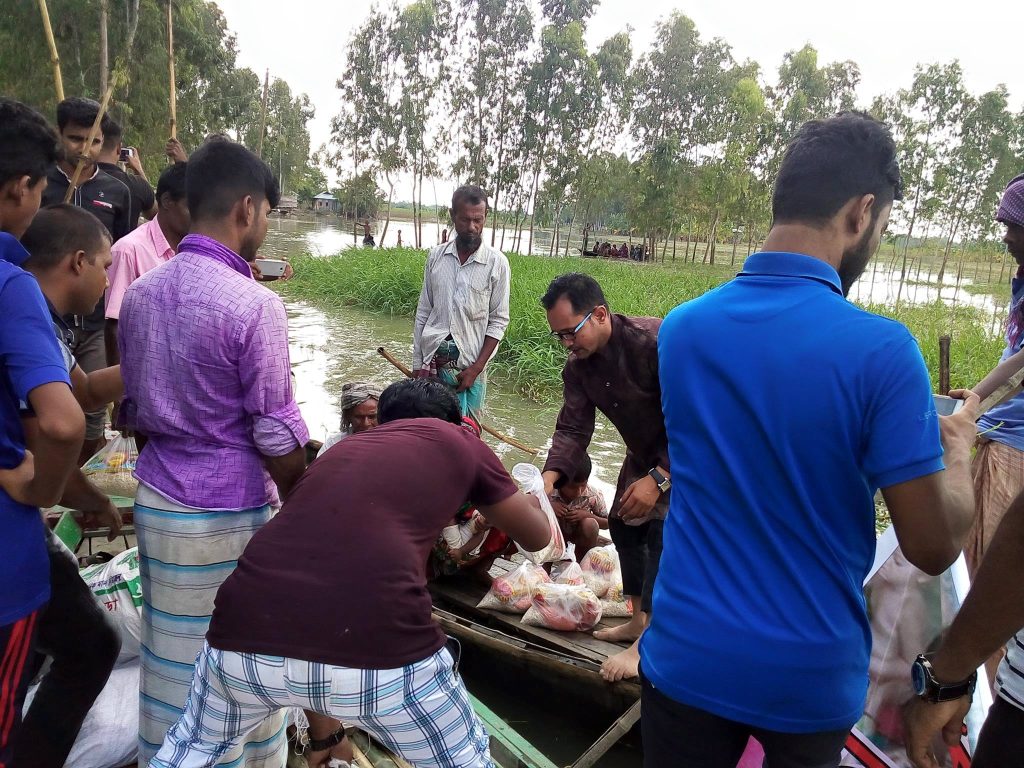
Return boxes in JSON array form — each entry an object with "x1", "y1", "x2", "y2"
[
  {"x1": 521, "y1": 583, "x2": 603, "y2": 631},
  {"x1": 551, "y1": 559, "x2": 585, "y2": 586},
  {"x1": 476, "y1": 561, "x2": 550, "y2": 613},
  {"x1": 600, "y1": 596, "x2": 633, "y2": 618},
  {"x1": 81, "y1": 435, "x2": 138, "y2": 499},
  {"x1": 510, "y1": 463, "x2": 566, "y2": 563},
  {"x1": 580, "y1": 543, "x2": 620, "y2": 598}
]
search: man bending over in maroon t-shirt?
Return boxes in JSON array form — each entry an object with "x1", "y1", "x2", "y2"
[{"x1": 148, "y1": 378, "x2": 552, "y2": 768}]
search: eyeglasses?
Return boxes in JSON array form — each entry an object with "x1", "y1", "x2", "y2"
[{"x1": 550, "y1": 309, "x2": 597, "y2": 341}]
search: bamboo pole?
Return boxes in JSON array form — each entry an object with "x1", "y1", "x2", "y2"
[
  {"x1": 37, "y1": 0, "x2": 64, "y2": 101},
  {"x1": 376, "y1": 346, "x2": 540, "y2": 456},
  {"x1": 99, "y1": 0, "x2": 109, "y2": 94},
  {"x1": 167, "y1": 0, "x2": 177, "y2": 139},
  {"x1": 63, "y1": 79, "x2": 116, "y2": 203},
  {"x1": 938, "y1": 335, "x2": 950, "y2": 395}
]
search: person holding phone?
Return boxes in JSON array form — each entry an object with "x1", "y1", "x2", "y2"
[{"x1": 96, "y1": 119, "x2": 157, "y2": 228}]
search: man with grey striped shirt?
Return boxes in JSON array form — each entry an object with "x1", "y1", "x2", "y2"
[{"x1": 413, "y1": 185, "x2": 511, "y2": 415}]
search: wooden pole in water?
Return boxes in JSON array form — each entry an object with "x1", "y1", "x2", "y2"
[
  {"x1": 376, "y1": 346, "x2": 540, "y2": 456},
  {"x1": 63, "y1": 79, "x2": 116, "y2": 202},
  {"x1": 257, "y1": 68, "x2": 270, "y2": 158},
  {"x1": 939, "y1": 335, "x2": 950, "y2": 395},
  {"x1": 167, "y1": 0, "x2": 177, "y2": 139},
  {"x1": 37, "y1": 0, "x2": 64, "y2": 101}
]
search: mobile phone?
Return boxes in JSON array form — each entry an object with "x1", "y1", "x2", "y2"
[
  {"x1": 254, "y1": 258, "x2": 287, "y2": 278},
  {"x1": 119, "y1": 147, "x2": 133, "y2": 162},
  {"x1": 933, "y1": 394, "x2": 964, "y2": 416}
]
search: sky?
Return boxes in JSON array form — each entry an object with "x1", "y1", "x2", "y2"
[{"x1": 213, "y1": 0, "x2": 1024, "y2": 198}]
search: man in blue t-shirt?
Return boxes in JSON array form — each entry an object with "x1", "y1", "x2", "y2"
[
  {"x1": 641, "y1": 112, "x2": 980, "y2": 767},
  {"x1": 0, "y1": 98, "x2": 88, "y2": 766}
]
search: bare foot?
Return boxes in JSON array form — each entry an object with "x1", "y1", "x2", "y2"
[
  {"x1": 601, "y1": 640, "x2": 640, "y2": 682},
  {"x1": 593, "y1": 618, "x2": 644, "y2": 644}
]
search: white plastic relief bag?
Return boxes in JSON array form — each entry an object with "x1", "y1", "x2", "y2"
[
  {"x1": 476, "y1": 561, "x2": 550, "y2": 613},
  {"x1": 521, "y1": 582, "x2": 603, "y2": 632},
  {"x1": 510, "y1": 463, "x2": 566, "y2": 564}
]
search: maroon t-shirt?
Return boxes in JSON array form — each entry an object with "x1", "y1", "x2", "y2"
[{"x1": 206, "y1": 418, "x2": 518, "y2": 669}]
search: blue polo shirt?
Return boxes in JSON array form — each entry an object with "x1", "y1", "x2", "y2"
[
  {"x1": 0, "y1": 231, "x2": 70, "y2": 625},
  {"x1": 641, "y1": 251, "x2": 944, "y2": 733}
]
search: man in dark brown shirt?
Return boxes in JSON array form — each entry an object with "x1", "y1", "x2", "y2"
[
  {"x1": 148, "y1": 379, "x2": 551, "y2": 768},
  {"x1": 541, "y1": 272, "x2": 670, "y2": 683}
]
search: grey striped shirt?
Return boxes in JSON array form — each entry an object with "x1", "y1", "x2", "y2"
[{"x1": 412, "y1": 240, "x2": 511, "y2": 370}]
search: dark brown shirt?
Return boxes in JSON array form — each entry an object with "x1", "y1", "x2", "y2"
[
  {"x1": 543, "y1": 314, "x2": 670, "y2": 519},
  {"x1": 207, "y1": 418, "x2": 518, "y2": 669}
]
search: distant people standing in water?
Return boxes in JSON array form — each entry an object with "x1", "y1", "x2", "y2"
[
  {"x1": 362, "y1": 220, "x2": 375, "y2": 246},
  {"x1": 397, "y1": 229, "x2": 404, "y2": 247},
  {"x1": 413, "y1": 185, "x2": 510, "y2": 415}
]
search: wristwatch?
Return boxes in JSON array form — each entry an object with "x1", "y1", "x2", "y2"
[
  {"x1": 911, "y1": 653, "x2": 977, "y2": 703},
  {"x1": 306, "y1": 726, "x2": 346, "y2": 751},
  {"x1": 648, "y1": 468, "x2": 671, "y2": 493}
]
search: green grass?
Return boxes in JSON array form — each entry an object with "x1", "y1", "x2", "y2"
[{"x1": 278, "y1": 248, "x2": 1007, "y2": 403}]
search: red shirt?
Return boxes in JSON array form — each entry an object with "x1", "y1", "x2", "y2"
[{"x1": 207, "y1": 418, "x2": 518, "y2": 668}]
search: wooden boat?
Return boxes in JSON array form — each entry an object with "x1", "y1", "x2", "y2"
[
  {"x1": 429, "y1": 557, "x2": 641, "y2": 718},
  {"x1": 346, "y1": 692, "x2": 559, "y2": 768}
]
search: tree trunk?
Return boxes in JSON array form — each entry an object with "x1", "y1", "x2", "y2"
[
  {"x1": 746, "y1": 224, "x2": 754, "y2": 259},
  {"x1": 563, "y1": 202, "x2": 578, "y2": 258},
  {"x1": 703, "y1": 211, "x2": 720, "y2": 264},
  {"x1": 379, "y1": 180, "x2": 395, "y2": 245},
  {"x1": 526, "y1": 165, "x2": 541, "y2": 256},
  {"x1": 672, "y1": 234, "x2": 677, "y2": 262},
  {"x1": 417, "y1": 172, "x2": 425, "y2": 249}
]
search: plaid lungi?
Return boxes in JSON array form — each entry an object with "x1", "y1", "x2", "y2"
[
  {"x1": 150, "y1": 642, "x2": 493, "y2": 768},
  {"x1": 967, "y1": 437, "x2": 1024, "y2": 575}
]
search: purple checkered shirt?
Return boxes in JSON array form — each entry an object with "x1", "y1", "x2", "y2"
[{"x1": 118, "y1": 234, "x2": 309, "y2": 510}]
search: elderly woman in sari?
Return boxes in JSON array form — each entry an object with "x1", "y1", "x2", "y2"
[{"x1": 317, "y1": 382, "x2": 382, "y2": 458}]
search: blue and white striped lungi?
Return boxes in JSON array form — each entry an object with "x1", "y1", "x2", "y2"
[
  {"x1": 135, "y1": 484, "x2": 286, "y2": 766},
  {"x1": 150, "y1": 642, "x2": 492, "y2": 768}
]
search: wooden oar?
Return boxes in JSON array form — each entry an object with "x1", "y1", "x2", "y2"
[
  {"x1": 973, "y1": 345, "x2": 1024, "y2": 415},
  {"x1": 376, "y1": 346, "x2": 540, "y2": 456}
]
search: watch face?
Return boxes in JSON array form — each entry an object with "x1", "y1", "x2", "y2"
[{"x1": 912, "y1": 661, "x2": 927, "y2": 696}]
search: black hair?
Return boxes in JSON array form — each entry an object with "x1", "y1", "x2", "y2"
[
  {"x1": 101, "y1": 118, "x2": 123, "y2": 151},
  {"x1": 772, "y1": 111, "x2": 903, "y2": 226},
  {"x1": 0, "y1": 98, "x2": 61, "y2": 187},
  {"x1": 186, "y1": 139, "x2": 280, "y2": 221},
  {"x1": 452, "y1": 184, "x2": 488, "y2": 213},
  {"x1": 156, "y1": 162, "x2": 188, "y2": 204},
  {"x1": 377, "y1": 378, "x2": 462, "y2": 426},
  {"x1": 21, "y1": 204, "x2": 111, "y2": 271},
  {"x1": 540, "y1": 272, "x2": 609, "y2": 313},
  {"x1": 55, "y1": 97, "x2": 113, "y2": 135},
  {"x1": 566, "y1": 454, "x2": 592, "y2": 485}
]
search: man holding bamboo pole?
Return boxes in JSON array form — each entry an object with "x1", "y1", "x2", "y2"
[{"x1": 42, "y1": 97, "x2": 132, "y2": 461}]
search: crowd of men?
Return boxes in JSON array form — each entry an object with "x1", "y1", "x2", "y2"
[{"x1": 2, "y1": 93, "x2": 1024, "y2": 768}]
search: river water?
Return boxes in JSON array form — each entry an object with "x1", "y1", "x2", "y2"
[{"x1": 269, "y1": 217, "x2": 1005, "y2": 767}]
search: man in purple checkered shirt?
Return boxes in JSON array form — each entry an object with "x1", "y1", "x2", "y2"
[{"x1": 117, "y1": 139, "x2": 309, "y2": 766}]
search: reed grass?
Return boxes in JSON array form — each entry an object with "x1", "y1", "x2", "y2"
[{"x1": 279, "y1": 248, "x2": 1007, "y2": 403}]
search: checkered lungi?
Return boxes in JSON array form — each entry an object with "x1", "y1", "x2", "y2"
[{"x1": 150, "y1": 642, "x2": 493, "y2": 768}]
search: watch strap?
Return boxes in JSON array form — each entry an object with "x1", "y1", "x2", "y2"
[
  {"x1": 648, "y1": 468, "x2": 670, "y2": 493},
  {"x1": 307, "y1": 726, "x2": 346, "y2": 751},
  {"x1": 914, "y1": 654, "x2": 977, "y2": 703}
]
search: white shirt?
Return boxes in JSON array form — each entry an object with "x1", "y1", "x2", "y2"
[{"x1": 412, "y1": 239, "x2": 511, "y2": 370}]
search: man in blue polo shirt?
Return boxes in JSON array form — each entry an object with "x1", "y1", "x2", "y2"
[
  {"x1": 642, "y1": 112, "x2": 980, "y2": 767},
  {"x1": 0, "y1": 98, "x2": 88, "y2": 766}
]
